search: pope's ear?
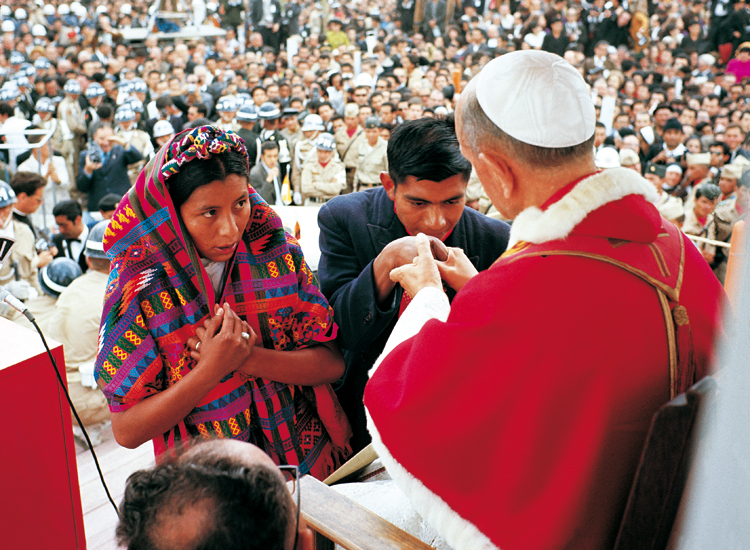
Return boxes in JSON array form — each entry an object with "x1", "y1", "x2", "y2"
[{"x1": 477, "y1": 150, "x2": 515, "y2": 200}]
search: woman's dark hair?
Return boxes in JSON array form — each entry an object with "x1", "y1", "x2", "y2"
[
  {"x1": 387, "y1": 115, "x2": 472, "y2": 187},
  {"x1": 168, "y1": 148, "x2": 249, "y2": 210}
]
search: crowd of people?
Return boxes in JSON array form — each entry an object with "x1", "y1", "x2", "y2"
[{"x1": 0, "y1": 0, "x2": 742, "y2": 548}]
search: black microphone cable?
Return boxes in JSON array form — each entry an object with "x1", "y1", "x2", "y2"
[{"x1": 2, "y1": 289, "x2": 119, "y2": 515}]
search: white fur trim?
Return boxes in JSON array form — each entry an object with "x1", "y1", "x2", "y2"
[
  {"x1": 366, "y1": 413, "x2": 499, "y2": 550},
  {"x1": 366, "y1": 286, "x2": 498, "y2": 550},
  {"x1": 508, "y1": 168, "x2": 658, "y2": 248}
]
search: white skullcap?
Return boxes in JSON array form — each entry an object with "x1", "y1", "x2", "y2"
[
  {"x1": 640, "y1": 126, "x2": 655, "y2": 145},
  {"x1": 120, "y1": 4, "x2": 132, "y2": 14},
  {"x1": 474, "y1": 51, "x2": 596, "y2": 148},
  {"x1": 595, "y1": 147, "x2": 620, "y2": 169}
]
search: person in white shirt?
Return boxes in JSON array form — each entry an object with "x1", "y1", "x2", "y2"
[{"x1": 18, "y1": 127, "x2": 71, "y2": 228}]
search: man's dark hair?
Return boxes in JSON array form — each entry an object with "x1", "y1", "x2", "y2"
[
  {"x1": 710, "y1": 141, "x2": 730, "y2": 155},
  {"x1": 169, "y1": 149, "x2": 249, "y2": 210},
  {"x1": 695, "y1": 183, "x2": 721, "y2": 201},
  {"x1": 261, "y1": 140, "x2": 279, "y2": 152},
  {"x1": 116, "y1": 459, "x2": 292, "y2": 550},
  {"x1": 0, "y1": 102, "x2": 13, "y2": 117},
  {"x1": 155, "y1": 96, "x2": 173, "y2": 110},
  {"x1": 388, "y1": 115, "x2": 471, "y2": 186},
  {"x1": 192, "y1": 103, "x2": 209, "y2": 117},
  {"x1": 53, "y1": 200, "x2": 83, "y2": 222},
  {"x1": 10, "y1": 171, "x2": 46, "y2": 197},
  {"x1": 98, "y1": 193, "x2": 122, "y2": 212}
]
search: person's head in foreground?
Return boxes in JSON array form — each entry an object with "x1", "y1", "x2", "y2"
[
  {"x1": 454, "y1": 50, "x2": 597, "y2": 219},
  {"x1": 116, "y1": 439, "x2": 312, "y2": 550},
  {"x1": 382, "y1": 115, "x2": 472, "y2": 240}
]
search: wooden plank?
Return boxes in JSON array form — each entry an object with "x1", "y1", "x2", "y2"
[
  {"x1": 324, "y1": 444, "x2": 378, "y2": 486},
  {"x1": 299, "y1": 476, "x2": 434, "y2": 550}
]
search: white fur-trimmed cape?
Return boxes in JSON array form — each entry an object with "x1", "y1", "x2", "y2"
[{"x1": 508, "y1": 168, "x2": 658, "y2": 248}]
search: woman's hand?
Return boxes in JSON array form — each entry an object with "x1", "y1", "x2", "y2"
[{"x1": 187, "y1": 303, "x2": 256, "y2": 378}]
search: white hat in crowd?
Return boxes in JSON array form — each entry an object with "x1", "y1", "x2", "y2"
[
  {"x1": 472, "y1": 50, "x2": 596, "y2": 148},
  {"x1": 595, "y1": 147, "x2": 621, "y2": 169},
  {"x1": 153, "y1": 120, "x2": 175, "y2": 138}
]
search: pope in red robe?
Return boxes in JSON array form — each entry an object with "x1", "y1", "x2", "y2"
[{"x1": 363, "y1": 52, "x2": 725, "y2": 550}]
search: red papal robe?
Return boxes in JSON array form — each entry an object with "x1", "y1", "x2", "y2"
[{"x1": 364, "y1": 168, "x2": 725, "y2": 550}]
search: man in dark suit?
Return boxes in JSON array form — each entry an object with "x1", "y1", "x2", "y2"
[
  {"x1": 52, "y1": 199, "x2": 89, "y2": 273},
  {"x1": 250, "y1": 0, "x2": 282, "y2": 52},
  {"x1": 76, "y1": 122, "x2": 143, "y2": 213},
  {"x1": 422, "y1": 0, "x2": 447, "y2": 38},
  {"x1": 249, "y1": 141, "x2": 281, "y2": 205},
  {"x1": 318, "y1": 117, "x2": 510, "y2": 452}
]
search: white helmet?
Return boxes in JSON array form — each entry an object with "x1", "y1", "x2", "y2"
[
  {"x1": 14, "y1": 8, "x2": 28, "y2": 20},
  {"x1": 153, "y1": 120, "x2": 175, "y2": 138},
  {"x1": 1, "y1": 20, "x2": 15, "y2": 33},
  {"x1": 58, "y1": 4, "x2": 70, "y2": 15},
  {"x1": 32, "y1": 24, "x2": 47, "y2": 37}
]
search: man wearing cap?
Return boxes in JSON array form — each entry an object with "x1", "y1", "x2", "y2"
[
  {"x1": 280, "y1": 107, "x2": 302, "y2": 162},
  {"x1": 236, "y1": 103, "x2": 259, "y2": 168},
  {"x1": 47, "y1": 219, "x2": 111, "y2": 429},
  {"x1": 353, "y1": 116, "x2": 388, "y2": 191},
  {"x1": 255, "y1": 102, "x2": 291, "y2": 182},
  {"x1": 619, "y1": 147, "x2": 642, "y2": 173},
  {"x1": 301, "y1": 133, "x2": 345, "y2": 204},
  {"x1": 644, "y1": 162, "x2": 684, "y2": 219},
  {"x1": 363, "y1": 51, "x2": 724, "y2": 550},
  {"x1": 704, "y1": 164, "x2": 746, "y2": 282},
  {"x1": 676, "y1": 152, "x2": 712, "y2": 200},
  {"x1": 335, "y1": 103, "x2": 365, "y2": 195},
  {"x1": 13, "y1": 257, "x2": 81, "y2": 332},
  {"x1": 292, "y1": 114, "x2": 325, "y2": 204},
  {"x1": 646, "y1": 117, "x2": 688, "y2": 166},
  {"x1": 116, "y1": 107, "x2": 154, "y2": 185},
  {"x1": 214, "y1": 96, "x2": 240, "y2": 133},
  {"x1": 58, "y1": 79, "x2": 87, "y2": 180},
  {"x1": 153, "y1": 120, "x2": 175, "y2": 149}
]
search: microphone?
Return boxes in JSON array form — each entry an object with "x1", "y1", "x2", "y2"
[{"x1": 0, "y1": 287, "x2": 35, "y2": 322}]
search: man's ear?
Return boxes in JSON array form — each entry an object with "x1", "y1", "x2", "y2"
[{"x1": 380, "y1": 171, "x2": 396, "y2": 201}]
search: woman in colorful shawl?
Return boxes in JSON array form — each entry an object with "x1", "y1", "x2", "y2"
[{"x1": 94, "y1": 126, "x2": 351, "y2": 479}]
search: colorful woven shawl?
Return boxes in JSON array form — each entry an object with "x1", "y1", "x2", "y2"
[{"x1": 94, "y1": 126, "x2": 351, "y2": 478}]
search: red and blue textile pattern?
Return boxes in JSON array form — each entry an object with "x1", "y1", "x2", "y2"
[{"x1": 94, "y1": 126, "x2": 351, "y2": 478}]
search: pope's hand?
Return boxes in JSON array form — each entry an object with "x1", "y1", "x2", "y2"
[
  {"x1": 436, "y1": 246, "x2": 478, "y2": 292},
  {"x1": 389, "y1": 233, "x2": 443, "y2": 298}
]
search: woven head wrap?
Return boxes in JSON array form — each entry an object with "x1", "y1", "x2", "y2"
[{"x1": 159, "y1": 125, "x2": 249, "y2": 184}]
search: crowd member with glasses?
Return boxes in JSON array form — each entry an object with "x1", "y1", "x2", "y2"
[{"x1": 117, "y1": 439, "x2": 312, "y2": 550}]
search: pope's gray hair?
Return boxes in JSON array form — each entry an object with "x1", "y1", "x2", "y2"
[{"x1": 458, "y1": 87, "x2": 596, "y2": 168}]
